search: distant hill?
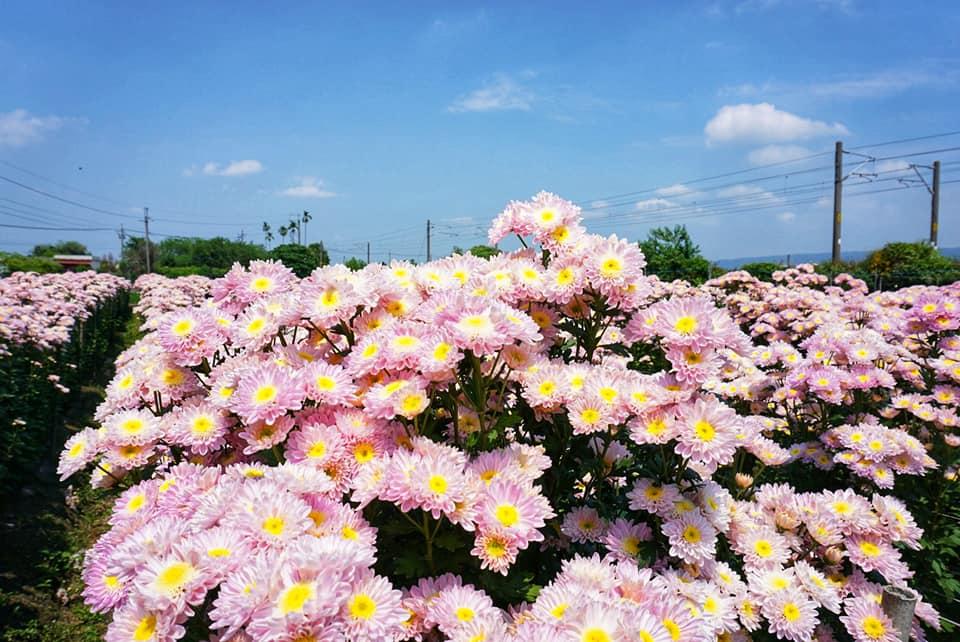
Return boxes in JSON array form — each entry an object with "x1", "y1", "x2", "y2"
[{"x1": 712, "y1": 247, "x2": 960, "y2": 270}]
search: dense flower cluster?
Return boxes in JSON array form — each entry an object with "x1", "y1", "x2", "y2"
[
  {"x1": 62, "y1": 192, "x2": 956, "y2": 641},
  {"x1": 133, "y1": 274, "x2": 213, "y2": 329},
  {"x1": 0, "y1": 271, "x2": 129, "y2": 355}
]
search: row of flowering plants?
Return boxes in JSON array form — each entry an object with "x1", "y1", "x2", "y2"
[
  {"x1": 0, "y1": 270, "x2": 130, "y2": 490},
  {"x1": 133, "y1": 274, "x2": 213, "y2": 331},
  {"x1": 61, "y1": 193, "x2": 956, "y2": 642}
]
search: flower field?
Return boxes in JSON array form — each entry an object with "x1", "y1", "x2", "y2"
[
  {"x1": 4, "y1": 192, "x2": 959, "y2": 642},
  {"x1": 0, "y1": 271, "x2": 130, "y2": 491}
]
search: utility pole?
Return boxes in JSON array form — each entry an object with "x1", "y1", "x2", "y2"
[
  {"x1": 832, "y1": 141, "x2": 843, "y2": 264},
  {"x1": 117, "y1": 224, "x2": 126, "y2": 261},
  {"x1": 931, "y1": 160, "x2": 941, "y2": 248},
  {"x1": 143, "y1": 207, "x2": 152, "y2": 273},
  {"x1": 366, "y1": 242, "x2": 370, "y2": 265},
  {"x1": 426, "y1": 219, "x2": 431, "y2": 262}
]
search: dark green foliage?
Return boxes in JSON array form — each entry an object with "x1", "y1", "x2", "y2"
[
  {"x1": 269, "y1": 243, "x2": 329, "y2": 277},
  {"x1": 344, "y1": 257, "x2": 367, "y2": 271},
  {"x1": 639, "y1": 225, "x2": 713, "y2": 284},
  {"x1": 120, "y1": 236, "x2": 269, "y2": 277},
  {"x1": 0, "y1": 291, "x2": 131, "y2": 494},
  {"x1": 467, "y1": 245, "x2": 501, "y2": 259},
  {"x1": 739, "y1": 261, "x2": 783, "y2": 281},
  {"x1": 31, "y1": 241, "x2": 89, "y2": 257},
  {"x1": 0, "y1": 253, "x2": 63, "y2": 274}
]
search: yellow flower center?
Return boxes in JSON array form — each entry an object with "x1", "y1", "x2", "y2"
[
  {"x1": 600, "y1": 257, "x2": 623, "y2": 277},
  {"x1": 262, "y1": 516, "x2": 285, "y2": 536},
  {"x1": 171, "y1": 319, "x2": 194, "y2": 337},
  {"x1": 674, "y1": 316, "x2": 697, "y2": 334},
  {"x1": 428, "y1": 475, "x2": 448, "y2": 495},
  {"x1": 783, "y1": 602, "x2": 800, "y2": 622},
  {"x1": 859, "y1": 541, "x2": 880, "y2": 557},
  {"x1": 251, "y1": 276, "x2": 272, "y2": 292},
  {"x1": 694, "y1": 419, "x2": 715, "y2": 442},
  {"x1": 156, "y1": 562, "x2": 193, "y2": 594},
  {"x1": 253, "y1": 385, "x2": 277, "y2": 405},
  {"x1": 354, "y1": 442, "x2": 375, "y2": 463},
  {"x1": 279, "y1": 582, "x2": 313, "y2": 614},
  {"x1": 495, "y1": 503, "x2": 519, "y2": 527},
  {"x1": 348, "y1": 593, "x2": 377, "y2": 620},
  {"x1": 862, "y1": 615, "x2": 886, "y2": 639},
  {"x1": 133, "y1": 614, "x2": 157, "y2": 641},
  {"x1": 582, "y1": 628, "x2": 611, "y2": 642},
  {"x1": 682, "y1": 525, "x2": 701, "y2": 543},
  {"x1": 191, "y1": 415, "x2": 214, "y2": 435}
]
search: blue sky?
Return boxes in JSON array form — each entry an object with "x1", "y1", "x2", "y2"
[{"x1": 1, "y1": 1, "x2": 959, "y2": 263}]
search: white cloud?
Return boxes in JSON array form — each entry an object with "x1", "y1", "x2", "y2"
[
  {"x1": 719, "y1": 69, "x2": 950, "y2": 101},
  {"x1": 188, "y1": 159, "x2": 264, "y2": 177},
  {"x1": 716, "y1": 184, "x2": 784, "y2": 203},
  {"x1": 747, "y1": 144, "x2": 814, "y2": 165},
  {"x1": 279, "y1": 177, "x2": 336, "y2": 199},
  {"x1": 449, "y1": 73, "x2": 535, "y2": 113},
  {"x1": 777, "y1": 211, "x2": 796, "y2": 222},
  {"x1": 655, "y1": 183, "x2": 693, "y2": 197},
  {"x1": 736, "y1": 0, "x2": 854, "y2": 14},
  {"x1": 635, "y1": 198, "x2": 675, "y2": 211},
  {"x1": 0, "y1": 108, "x2": 82, "y2": 147},
  {"x1": 591, "y1": 200, "x2": 609, "y2": 209},
  {"x1": 705, "y1": 103, "x2": 848, "y2": 145},
  {"x1": 876, "y1": 159, "x2": 911, "y2": 173}
]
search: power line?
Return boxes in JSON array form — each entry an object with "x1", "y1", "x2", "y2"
[
  {"x1": 0, "y1": 159, "x2": 137, "y2": 208},
  {"x1": 848, "y1": 130, "x2": 960, "y2": 151},
  {"x1": 0, "y1": 222, "x2": 114, "y2": 231},
  {"x1": 0, "y1": 174, "x2": 139, "y2": 220}
]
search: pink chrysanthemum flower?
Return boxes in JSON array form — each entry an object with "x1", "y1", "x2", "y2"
[
  {"x1": 761, "y1": 587, "x2": 819, "y2": 642},
  {"x1": 471, "y1": 530, "x2": 519, "y2": 576},
  {"x1": 476, "y1": 479, "x2": 554, "y2": 550},
  {"x1": 231, "y1": 486, "x2": 312, "y2": 548},
  {"x1": 661, "y1": 511, "x2": 716, "y2": 565},
  {"x1": 340, "y1": 571, "x2": 407, "y2": 640},
  {"x1": 561, "y1": 506, "x2": 606, "y2": 543},
  {"x1": 675, "y1": 396, "x2": 739, "y2": 470},
  {"x1": 839, "y1": 596, "x2": 901, "y2": 642},
  {"x1": 285, "y1": 422, "x2": 345, "y2": 468},
  {"x1": 171, "y1": 400, "x2": 230, "y2": 455},
  {"x1": 300, "y1": 361, "x2": 356, "y2": 405},
  {"x1": 105, "y1": 409, "x2": 161, "y2": 446},
  {"x1": 602, "y1": 517, "x2": 652, "y2": 562},
  {"x1": 627, "y1": 479, "x2": 680, "y2": 516},
  {"x1": 59, "y1": 427, "x2": 100, "y2": 480},
  {"x1": 430, "y1": 584, "x2": 496, "y2": 637},
  {"x1": 232, "y1": 362, "x2": 303, "y2": 424}
]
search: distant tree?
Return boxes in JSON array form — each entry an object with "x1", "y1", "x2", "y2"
[
  {"x1": 262, "y1": 222, "x2": 273, "y2": 248},
  {"x1": 301, "y1": 211, "x2": 312, "y2": 244},
  {"x1": 270, "y1": 243, "x2": 327, "y2": 277},
  {"x1": 279, "y1": 226, "x2": 289, "y2": 243},
  {"x1": 32, "y1": 240, "x2": 89, "y2": 257},
  {"x1": 467, "y1": 245, "x2": 501, "y2": 259},
  {"x1": 0, "y1": 252, "x2": 63, "y2": 274},
  {"x1": 862, "y1": 241, "x2": 960, "y2": 289},
  {"x1": 307, "y1": 242, "x2": 329, "y2": 267},
  {"x1": 639, "y1": 225, "x2": 711, "y2": 284},
  {"x1": 119, "y1": 236, "x2": 158, "y2": 277},
  {"x1": 739, "y1": 261, "x2": 783, "y2": 282},
  {"x1": 344, "y1": 257, "x2": 367, "y2": 271}
]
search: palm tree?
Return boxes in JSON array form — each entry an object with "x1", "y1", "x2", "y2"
[
  {"x1": 262, "y1": 222, "x2": 272, "y2": 248},
  {"x1": 288, "y1": 219, "x2": 300, "y2": 245},
  {"x1": 279, "y1": 225, "x2": 288, "y2": 243},
  {"x1": 301, "y1": 211, "x2": 312, "y2": 244}
]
